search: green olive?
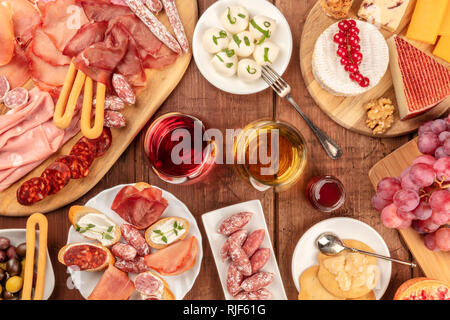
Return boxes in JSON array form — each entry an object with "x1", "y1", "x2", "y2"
[
  {"x1": 15, "y1": 243, "x2": 27, "y2": 259},
  {"x1": 6, "y1": 258, "x2": 21, "y2": 277},
  {"x1": 5, "y1": 276, "x2": 23, "y2": 293}
]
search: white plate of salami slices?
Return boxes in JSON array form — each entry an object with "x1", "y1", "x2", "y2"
[
  {"x1": 202, "y1": 200, "x2": 287, "y2": 300},
  {"x1": 65, "y1": 184, "x2": 203, "y2": 300}
]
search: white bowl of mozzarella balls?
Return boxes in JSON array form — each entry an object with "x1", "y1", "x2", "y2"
[
  {"x1": 193, "y1": 0, "x2": 292, "y2": 94},
  {"x1": 203, "y1": 6, "x2": 279, "y2": 82}
]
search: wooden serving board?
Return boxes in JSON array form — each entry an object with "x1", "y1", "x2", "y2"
[
  {"x1": 300, "y1": 0, "x2": 449, "y2": 138},
  {"x1": 368, "y1": 139, "x2": 450, "y2": 282},
  {"x1": 0, "y1": 0, "x2": 198, "y2": 216}
]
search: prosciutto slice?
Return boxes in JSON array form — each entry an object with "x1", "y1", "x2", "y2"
[
  {"x1": 79, "y1": 0, "x2": 133, "y2": 22},
  {"x1": 88, "y1": 265, "x2": 135, "y2": 300},
  {"x1": 0, "y1": 46, "x2": 30, "y2": 89},
  {"x1": 116, "y1": 31, "x2": 146, "y2": 87},
  {"x1": 42, "y1": 0, "x2": 89, "y2": 51},
  {"x1": 3, "y1": 0, "x2": 41, "y2": 47},
  {"x1": 63, "y1": 21, "x2": 108, "y2": 57},
  {"x1": 27, "y1": 46, "x2": 69, "y2": 87},
  {"x1": 32, "y1": 27, "x2": 72, "y2": 66}
]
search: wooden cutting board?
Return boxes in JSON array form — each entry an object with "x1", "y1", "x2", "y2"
[
  {"x1": 300, "y1": 0, "x2": 449, "y2": 138},
  {"x1": 368, "y1": 139, "x2": 450, "y2": 282},
  {"x1": 0, "y1": 0, "x2": 198, "y2": 216}
]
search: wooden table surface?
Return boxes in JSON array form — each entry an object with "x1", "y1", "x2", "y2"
[{"x1": 0, "y1": 0, "x2": 425, "y2": 300}]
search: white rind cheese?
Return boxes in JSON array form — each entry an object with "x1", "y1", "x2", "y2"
[{"x1": 312, "y1": 20, "x2": 389, "y2": 97}]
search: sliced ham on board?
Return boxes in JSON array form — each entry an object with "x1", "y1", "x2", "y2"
[
  {"x1": 0, "y1": 46, "x2": 31, "y2": 89},
  {"x1": 63, "y1": 21, "x2": 108, "y2": 57},
  {"x1": 116, "y1": 31, "x2": 146, "y2": 87},
  {"x1": 26, "y1": 46, "x2": 69, "y2": 87},
  {"x1": 3, "y1": 0, "x2": 41, "y2": 47},
  {"x1": 32, "y1": 27, "x2": 72, "y2": 66},
  {"x1": 78, "y1": 0, "x2": 134, "y2": 22},
  {"x1": 42, "y1": 0, "x2": 90, "y2": 51}
]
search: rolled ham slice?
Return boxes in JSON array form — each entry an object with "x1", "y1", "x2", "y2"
[{"x1": 0, "y1": 3, "x2": 14, "y2": 66}]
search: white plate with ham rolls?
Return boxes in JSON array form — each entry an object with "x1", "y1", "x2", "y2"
[
  {"x1": 65, "y1": 183, "x2": 203, "y2": 300},
  {"x1": 201, "y1": 200, "x2": 287, "y2": 300}
]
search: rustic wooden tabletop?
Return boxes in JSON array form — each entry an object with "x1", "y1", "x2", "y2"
[{"x1": 0, "y1": 0, "x2": 424, "y2": 300}]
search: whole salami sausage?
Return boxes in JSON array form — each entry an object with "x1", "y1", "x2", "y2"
[
  {"x1": 4, "y1": 87, "x2": 28, "y2": 109},
  {"x1": 226, "y1": 263, "x2": 244, "y2": 296},
  {"x1": 220, "y1": 229, "x2": 248, "y2": 262},
  {"x1": 79, "y1": 127, "x2": 112, "y2": 158},
  {"x1": 235, "y1": 288, "x2": 272, "y2": 300},
  {"x1": 16, "y1": 177, "x2": 50, "y2": 206},
  {"x1": 111, "y1": 243, "x2": 137, "y2": 261},
  {"x1": 228, "y1": 242, "x2": 252, "y2": 276},
  {"x1": 242, "y1": 229, "x2": 265, "y2": 257},
  {"x1": 250, "y1": 248, "x2": 270, "y2": 274},
  {"x1": 55, "y1": 155, "x2": 89, "y2": 179},
  {"x1": 41, "y1": 162, "x2": 71, "y2": 195},
  {"x1": 161, "y1": 0, "x2": 189, "y2": 53},
  {"x1": 121, "y1": 223, "x2": 151, "y2": 256},
  {"x1": 217, "y1": 212, "x2": 253, "y2": 236},
  {"x1": 115, "y1": 256, "x2": 149, "y2": 273},
  {"x1": 0, "y1": 75, "x2": 10, "y2": 102},
  {"x1": 240, "y1": 272, "x2": 274, "y2": 292},
  {"x1": 112, "y1": 73, "x2": 136, "y2": 105},
  {"x1": 70, "y1": 140, "x2": 95, "y2": 168}
]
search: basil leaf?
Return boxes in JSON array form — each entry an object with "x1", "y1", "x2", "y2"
[
  {"x1": 212, "y1": 35, "x2": 218, "y2": 45},
  {"x1": 76, "y1": 224, "x2": 81, "y2": 232},
  {"x1": 161, "y1": 236, "x2": 168, "y2": 244},
  {"x1": 87, "y1": 224, "x2": 96, "y2": 229},
  {"x1": 153, "y1": 230, "x2": 163, "y2": 235},
  {"x1": 107, "y1": 226, "x2": 113, "y2": 233},
  {"x1": 174, "y1": 229, "x2": 178, "y2": 236},
  {"x1": 104, "y1": 234, "x2": 113, "y2": 240}
]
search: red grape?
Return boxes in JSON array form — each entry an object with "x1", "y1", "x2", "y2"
[
  {"x1": 424, "y1": 232, "x2": 439, "y2": 251},
  {"x1": 401, "y1": 172, "x2": 420, "y2": 191},
  {"x1": 397, "y1": 217, "x2": 412, "y2": 230},
  {"x1": 429, "y1": 190, "x2": 450, "y2": 215},
  {"x1": 431, "y1": 119, "x2": 447, "y2": 134},
  {"x1": 393, "y1": 189, "x2": 420, "y2": 211},
  {"x1": 397, "y1": 209, "x2": 415, "y2": 220},
  {"x1": 418, "y1": 121, "x2": 433, "y2": 135},
  {"x1": 412, "y1": 154, "x2": 436, "y2": 166},
  {"x1": 377, "y1": 177, "x2": 402, "y2": 200},
  {"x1": 371, "y1": 193, "x2": 392, "y2": 212},
  {"x1": 417, "y1": 132, "x2": 439, "y2": 155},
  {"x1": 444, "y1": 139, "x2": 450, "y2": 155},
  {"x1": 435, "y1": 228, "x2": 450, "y2": 251},
  {"x1": 412, "y1": 218, "x2": 440, "y2": 234},
  {"x1": 412, "y1": 200, "x2": 432, "y2": 220},
  {"x1": 438, "y1": 131, "x2": 450, "y2": 144},
  {"x1": 435, "y1": 147, "x2": 448, "y2": 159},
  {"x1": 430, "y1": 210, "x2": 449, "y2": 225},
  {"x1": 409, "y1": 163, "x2": 436, "y2": 187},
  {"x1": 380, "y1": 203, "x2": 403, "y2": 228},
  {"x1": 433, "y1": 157, "x2": 450, "y2": 180}
]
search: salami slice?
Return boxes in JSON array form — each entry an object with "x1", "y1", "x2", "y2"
[
  {"x1": 111, "y1": 243, "x2": 137, "y2": 261},
  {"x1": 70, "y1": 140, "x2": 95, "y2": 168},
  {"x1": 3, "y1": 87, "x2": 28, "y2": 109},
  {"x1": 104, "y1": 95, "x2": 125, "y2": 111},
  {"x1": 0, "y1": 75, "x2": 10, "y2": 102},
  {"x1": 104, "y1": 110, "x2": 126, "y2": 128},
  {"x1": 79, "y1": 127, "x2": 112, "y2": 158},
  {"x1": 112, "y1": 73, "x2": 136, "y2": 104},
  {"x1": 134, "y1": 271, "x2": 164, "y2": 297},
  {"x1": 16, "y1": 177, "x2": 50, "y2": 206},
  {"x1": 41, "y1": 162, "x2": 71, "y2": 195},
  {"x1": 55, "y1": 155, "x2": 89, "y2": 179}
]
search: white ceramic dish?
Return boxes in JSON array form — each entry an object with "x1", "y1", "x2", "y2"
[
  {"x1": 202, "y1": 200, "x2": 287, "y2": 300},
  {"x1": 66, "y1": 184, "x2": 203, "y2": 300},
  {"x1": 291, "y1": 217, "x2": 392, "y2": 300},
  {"x1": 0, "y1": 229, "x2": 55, "y2": 300},
  {"x1": 193, "y1": 0, "x2": 293, "y2": 95}
]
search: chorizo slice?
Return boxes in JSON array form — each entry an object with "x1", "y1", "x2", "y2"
[
  {"x1": 41, "y1": 162, "x2": 71, "y2": 195},
  {"x1": 16, "y1": 177, "x2": 50, "y2": 206}
]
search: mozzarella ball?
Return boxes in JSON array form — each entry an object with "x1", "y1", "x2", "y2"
[
  {"x1": 238, "y1": 59, "x2": 261, "y2": 82},
  {"x1": 253, "y1": 41, "x2": 280, "y2": 65},
  {"x1": 249, "y1": 16, "x2": 277, "y2": 42},
  {"x1": 211, "y1": 49, "x2": 238, "y2": 77},
  {"x1": 228, "y1": 31, "x2": 255, "y2": 57},
  {"x1": 202, "y1": 28, "x2": 230, "y2": 53},
  {"x1": 220, "y1": 6, "x2": 249, "y2": 34}
]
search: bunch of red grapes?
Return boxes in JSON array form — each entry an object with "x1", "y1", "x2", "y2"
[
  {"x1": 372, "y1": 115, "x2": 450, "y2": 252},
  {"x1": 333, "y1": 19, "x2": 370, "y2": 88}
]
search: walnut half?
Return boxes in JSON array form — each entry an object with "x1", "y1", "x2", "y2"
[{"x1": 364, "y1": 97, "x2": 395, "y2": 134}]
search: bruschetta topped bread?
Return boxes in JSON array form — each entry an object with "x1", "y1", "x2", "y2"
[
  {"x1": 69, "y1": 205, "x2": 121, "y2": 246},
  {"x1": 58, "y1": 242, "x2": 115, "y2": 272},
  {"x1": 145, "y1": 216, "x2": 190, "y2": 249},
  {"x1": 134, "y1": 271, "x2": 175, "y2": 300}
]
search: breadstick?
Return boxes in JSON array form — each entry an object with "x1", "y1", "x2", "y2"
[{"x1": 81, "y1": 78, "x2": 105, "y2": 139}]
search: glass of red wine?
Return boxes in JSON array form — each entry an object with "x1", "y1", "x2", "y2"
[
  {"x1": 144, "y1": 112, "x2": 216, "y2": 184},
  {"x1": 306, "y1": 175, "x2": 346, "y2": 212}
]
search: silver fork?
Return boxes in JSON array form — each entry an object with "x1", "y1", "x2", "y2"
[{"x1": 261, "y1": 65, "x2": 342, "y2": 160}]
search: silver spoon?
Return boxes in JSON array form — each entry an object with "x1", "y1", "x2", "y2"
[{"x1": 316, "y1": 232, "x2": 417, "y2": 267}]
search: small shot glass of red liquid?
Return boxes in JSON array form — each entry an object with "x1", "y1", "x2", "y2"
[
  {"x1": 144, "y1": 112, "x2": 216, "y2": 185},
  {"x1": 306, "y1": 175, "x2": 345, "y2": 212}
]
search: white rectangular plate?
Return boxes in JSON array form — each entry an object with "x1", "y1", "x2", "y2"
[{"x1": 201, "y1": 200, "x2": 287, "y2": 300}]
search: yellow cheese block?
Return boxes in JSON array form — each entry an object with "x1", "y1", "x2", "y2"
[
  {"x1": 439, "y1": 3, "x2": 450, "y2": 35},
  {"x1": 406, "y1": 0, "x2": 449, "y2": 44},
  {"x1": 433, "y1": 35, "x2": 450, "y2": 63}
]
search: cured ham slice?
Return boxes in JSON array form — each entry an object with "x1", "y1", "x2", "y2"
[
  {"x1": 143, "y1": 44, "x2": 178, "y2": 70},
  {"x1": 63, "y1": 21, "x2": 108, "y2": 57},
  {"x1": 79, "y1": 0, "x2": 133, "y2": 22},
  {"x1": 0, "y1": 46, "x2": 30, "y2": 88},
  {"x1": 116, "y1": 35, "x2": 147, "y2": 87},
  {"x1": 88, "y1": 265, "x2": 135, "y2": 300},
  {"x1": 3, "y1": 0, "x2": 41, "y2": 47},
  {"x1": 27, "y1": 46, "x2": 69, "y2": 87},
  {"x1": 144, "y1": 236, "x2": 197, "y2": 275},
  {"x1": 111, "y1": 185, "x2": 168, "y2": 229},
  {"x1": 167, "y1": 236, "x2": 198, "y2": 276},
  {"x1": 0, "y1": 3, "x2": 14, "y2": 66},
  {"x1": 32, "y1": 28, "x2": 72, "y2": 66},
  {"x1": 42, "y1": 0, "x2": 89, "y2": 51}
]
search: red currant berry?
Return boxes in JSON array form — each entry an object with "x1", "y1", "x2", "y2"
[
  {"x1": 333, "y1": 33, "x2": 345, "y2": 44},
  {"x1": 351, "y1": 44, "x2": 361, "y2": 52},
  {"x1": 353, "y1": 73, "x2": 363, "y2": 83},
  {"x1": 359, "y1": 77, "x2": 370, "y2": 87},
  {"x1": 349, "y1": 72, "x2": 357, "y2": 81},
  {"x1": 348, "y1": 34, "x2": 360, "y2": 46},
  {"x1": 336, "y1": 47, "x2": 347, "y2": 57},
  {"x1": 348, "y1": 27, "x2": 359, "y2": 35},
  {"x1": 338, "y1": 20, "x2": 350, "y2": 31},
  {"x1": 352, "y1": 51, "x2": 363, "y2": 62},
  {"x1": 340, "y1": 57, "x2": 350, "y2": 65},
  {"x1": 348, "y1": 20, "x2": 357, "y2": 27}
]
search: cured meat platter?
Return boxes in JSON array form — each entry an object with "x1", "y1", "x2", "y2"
[
  {"x1": 300, "y1": 0, "x2": 449, "y2": 138},
  {"x1": 369, "y1": 138, "x2": 450, "y2": 282},
  {"x1": 0, "y1": 0, "x2": 198, "y2": 216}
]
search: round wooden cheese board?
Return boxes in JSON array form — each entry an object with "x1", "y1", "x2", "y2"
[
  {"x1": 0, "y1": 0, "x2": 198, "y2": 216},
  {"x1": 300, "y1": 0, "x2": 449, "y2": 138}
]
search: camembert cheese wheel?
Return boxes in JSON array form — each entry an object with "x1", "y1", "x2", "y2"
[{"x1": 312, "y1": 20, "x2": 389, "y2": 96}]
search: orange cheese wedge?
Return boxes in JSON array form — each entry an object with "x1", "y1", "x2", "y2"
[
  {"x1": 0, "y1": 2, "x2": 15, "y2": 66},
  {"x1": 434, "y1": 35, "x2": 450, "y2": 63},
  {"x1": 439, "y1": 2, "x2": 450, "y2": 35}
]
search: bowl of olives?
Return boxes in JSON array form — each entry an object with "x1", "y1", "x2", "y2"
[{"x1": 0, "y1": 229, "x2": 54, "y2": 300}]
